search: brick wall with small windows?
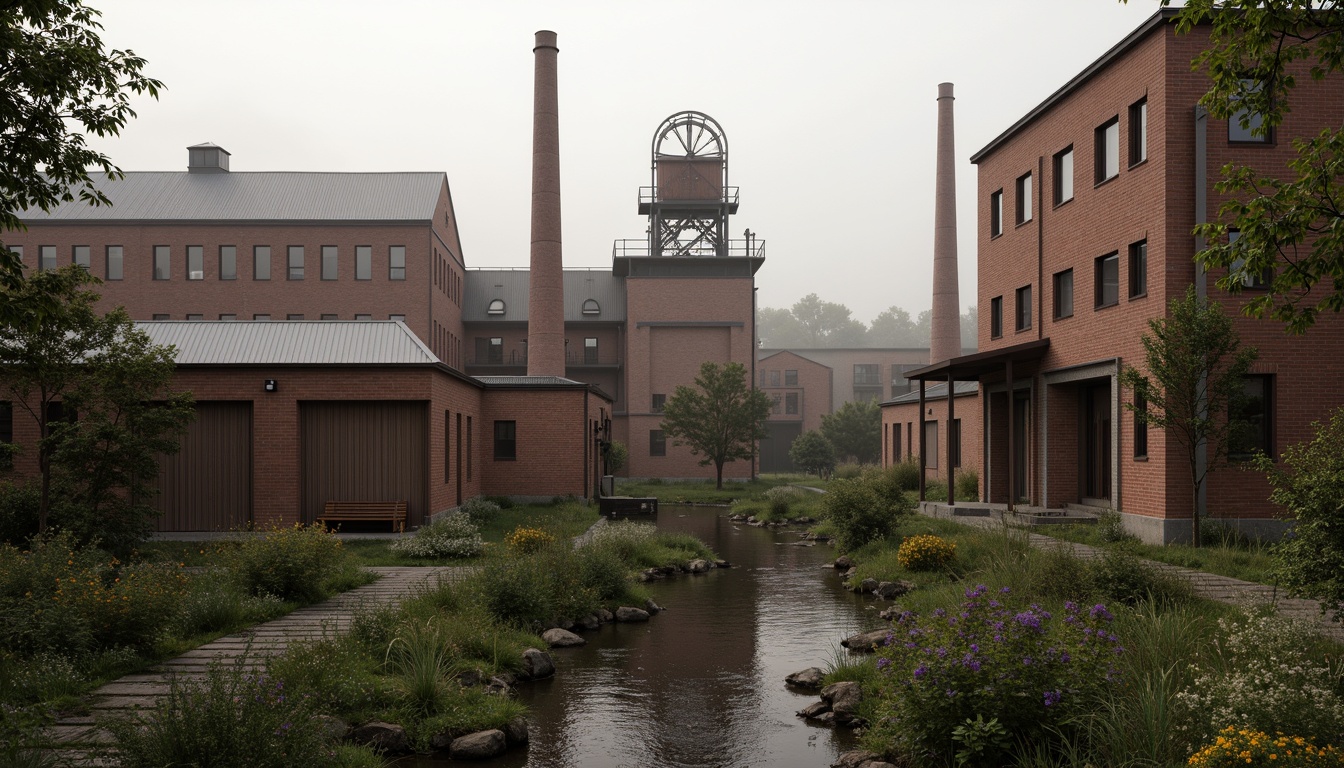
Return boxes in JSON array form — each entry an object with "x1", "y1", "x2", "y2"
[
  {"x1": 477, "y1": 386, "x2": 608, "y2": 499},
  {"x1": 881, "y1": 390, "x2": 982, "y2": 489}
]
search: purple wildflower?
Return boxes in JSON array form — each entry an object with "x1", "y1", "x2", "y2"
[
  {"x1": 1043, "y1": 690, "x2": 1062, "y2": 707},
  {"x1": 1090, "y1": 604, "x2": 1113, "y2": 621},
  {"x1": 914, "y1": 664, "x2": 928, "y2": 679},
  {"x1": 877, "y1": 657, "x2": 891, "y2": 671}
]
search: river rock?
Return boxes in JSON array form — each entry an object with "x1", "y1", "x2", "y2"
[
  {"x1": 876, "y1": 580, "x2": 916, "y2": 599},
  {"x1": 644, "y1": 598, "x2": 664, "y2": 614},
  {"x1": 834, "y1": 555, "x2": 854, "y2": 570},
  {"x1": 616, "y1": 606, "x2": 651, "y2": 622},
  {"x1": 821, "y1": 681, "x2": 863, "y2": 725},
  {"x1": 504, "y1": 716, "x2": 530, "y2": 744},
  {"x1": 349, "y1": 721, "x2": 411, "y2": 754},
  {"x1": 542, "y1": 627, "x2": 586, "y2": 647},
  {"x1": 638, "y1": 568, "x2": 663, "y2": 582},
  {"x1": 856, "y1": 578, "x2": 879, "y2": 594},
  {"x1": 841, "y1": 628, "x2": 892, "y2": 652},
  {"x1": 832, "y1": 750, "x2": 883, "y2": 768},
  {"x1": 449, "y1": 729, "x2": 507, "y2": 759},
  {"x1": 797, "y1": 700, "x2": 831, "y2": 719},
  {"x1": 519, "y1": 648, "x2": 555, "y2": 679},
  {"x1": 842, "y1": 566, "x2": 859, "y2": 580},
  {"x1": 311, "y1": 714, "x2": 348, "y2": 743},
  {"x1": 456, "y1": 668, "x2": 483, "y2": 688},
  {"x1": 597, "y1": 608, "x2": 615, "y2": 622},
  {"x1": 578, "y1": 613, "x2": 602, "y2": 630},
  {"x1": 486, "y1": 675, "x2": 513, "y2": 695},
  {"x1": 714, "y1": 559, "x2": 730, "y2": 568},
  {"x1": 785, "y1": 667, "x2": 826, "y2": 691},
  {"x1": 687, "y1": 558, "x2": 711, "y2": 573}
]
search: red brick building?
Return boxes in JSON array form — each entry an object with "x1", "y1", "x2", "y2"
[{"x1": 904, "y1": 9, "x2": 1344, "y2": 542}]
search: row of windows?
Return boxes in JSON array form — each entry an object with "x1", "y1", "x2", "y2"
[
  {"x1": 759, "y1": 369, "x2": 800, "y2": 388},
  {"x1": 988, "y1": 240, "x2": 1148, "y2": 338},
  {"x1": 767, "y1": 392, "x2": 800, "y2": 415},
  {"x1": 443, "y1": 411, "x2": 473, "y2": 483},
  {"x1": 434, "y1": 248, "x2": 461, "y2": 307},
  {"x1": 10, "y1": 244, "x2": 408, "y2": 282},
  {"x1": 886, "y1": 419, "x2": 961, "y2": 470},
  {"x1": 433, "y1": 322, "x2": 461, "y2": 369},
  {"x1": 472, "y1": 337, "x2": 604, "y2": 366}
]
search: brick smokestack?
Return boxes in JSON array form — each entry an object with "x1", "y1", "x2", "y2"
[
  {"x1": 930, "y1": 82, "x2": 962, "y2": 365},
  {"x1": 528, "y1": 30, "x2": 565, "y2": 377}
]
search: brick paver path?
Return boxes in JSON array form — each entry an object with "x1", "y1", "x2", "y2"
[{"x1": 47, "y1": 566, "x2": 469, "y2": 755}]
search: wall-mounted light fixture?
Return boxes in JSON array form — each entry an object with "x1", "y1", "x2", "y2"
[{"x1": 264, "y1": 379, "x2": 278, "y2": 393}]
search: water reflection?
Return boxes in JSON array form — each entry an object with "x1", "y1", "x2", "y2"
[{"x1": 405, "y1": 506, "x2": 873, "y2": 768}]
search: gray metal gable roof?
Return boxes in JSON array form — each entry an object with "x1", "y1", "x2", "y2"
[
  {"x1": 23, "y1": 172, "x2": 445, "y2": 222},
  {"x1": 463, "y1": 268, "x2": 627, "y2": 322},
  {"x1": 137, "y1": 320, "x2": 439, "y2": 365},
  {"x1": 884, "y1": 380, "x2": 980, "y2": 406}
]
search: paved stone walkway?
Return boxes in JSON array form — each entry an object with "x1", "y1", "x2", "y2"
[
  {"x1": 939, "y1": 511, "x2": 1344, "y2": 642},
  {"x1": 47, "y1": 566, "x2": 469, "y2": 754}
]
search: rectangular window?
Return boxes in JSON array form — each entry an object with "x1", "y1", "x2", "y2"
[
  {"x1": 466, "y1": 416, "x2": 473, "y2": 480},
  {"x1": 785, "y1": 392, "x2": 798, "y2": 415},
  {"x1": 153, "y1": 245, "x2": 170, "y2": 280},
  {"x1": 1053, "y1": 146, "x2": 1074, "y2": 205},
  {"x1": 1231, "y1": 375, "x2": 1273, "y2": 458},
  {"x1": 106, "y1": 246, "x2": 123, "y2": 280},
  {"x1": 152, "y1": 314, "x2": 169, "y2": 320},
  {"x1": 771, "y1": 394, "x2": 782, "y2": 415},
  {"x1": 990, "y1": 296, "x2": 1003, "y2": 339},
  {"x1": 390, "y1": 314, "x2": 405, "y2": 322},
  {"x1": 487, "y1": 337, "x2": 503, "y2": 364},
  {"x1": 652, "y1": 394, "x2": 666, "y2": 413},
  {"x1": 1095, "y1": 117, "x2": 1119, "y2": 183},
  {"x1": 1230, "y1": 79, "x2": 1271, "y2": 143},
  {"x1": 1015, "y1": 285, "x2": 1032, "y2": 331},
  {"x1": 923, "y1": 420, "x2": 939, "y2": 469},
  {"x1": 769, "y1": 370, "x2": 780, "y2": 387},
  {"x1": 990, "y1": 189, "x2": 1004, "y2": 237},
  {"x1": 444, "y1": 411, "x2": 451, "y2": 483},
  {"x1": 1133, "y1": 390, "x2": 1148, "y2": 459},
  {"x1": 287, "y1": 314, "x2": 304, "y2": 320},
  {"x1": 356, "y1": 245, "x2": 372, "y2": 280},
  {"x1": 1129, "y1": 240, "x2": 1148, "y2": 298},
  {"x1": 321, "y1": 313, "x2": 338, "y2": 320},
  {"x1": 219, "y1": 313, "x2": 236, "y2": 321},
  {"x1": 494, "y1": 420, "x2": 517, "y2": 460},
  {"x1": 355, "y1": 313, "x2": 372, "y2": 321},
  {"x1": 321, "y1": 245, "x2": 338, "y2": 280},
  {"x1": 1095, "y1": 252, "x2": 1120, "y2": 308},
  {"x1": 784, "y1": 369, "x2": 798, "y2": 386},
  {"x1": 39, "y1": 245, "x2": 56, "y2": 271},
  {"x1": 254, "y1": 314, "x2": 270, "y2": 321},
  {"x1": 649, "y1": 429, "x2": 666, "y2": 457},
  {"x1": 254, "y1": 246, "x2": 271, "y2": 280},
  {"x1": 584, "y1": 337, "x2": 598, "y2": 364},
  {"x1": 287, "y1": 246, "x2": 304, "y2": 280},
  {"x1": 187, "y1": 245, "x2": 203, "y2": 280},
  {"x1": 892, "y1": 423, "x2": 901, "y2": 461},
  {"x1": 7, "y1": 245, "x2": 19, "y2": 267},
  {"x1": 1053, "y1": 269, "x2": 1074, "y2": 319},
  {"x1": 1228, "y1": 230, "x2": 1272, "y2": 288},
  {"x1": 854, "y1": 364, "x2": 880, "y2": 386},
  {"x1": 1015, "y1": 172, "x2": 1032, "y2": 224},
  {"x1": 219, "y1": 246, "x2": 237, "y2": 280},
  {"x1": 186, "y1": 314, "x2": 203, "y2": 321},
  {"x1": 389, "y1": 245, "x2": 406, "y2": 280},
  {"x1": 73, "y1": 245, "x2": 90, "y2": 270},
  {"x1": 1129, "y1": 98, "x2": 1148, "y2": 165},
  {"x1": 951, "y1": 418, "x2": 962, "y2": 468}
]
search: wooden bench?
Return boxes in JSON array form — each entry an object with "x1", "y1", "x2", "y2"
[{"x1": 318, "y1": 500, "x2": 408, "y2": 533}]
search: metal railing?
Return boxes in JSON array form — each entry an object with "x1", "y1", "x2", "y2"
[
  {"x1": 611, "y1": 237, "x2": 766, "y2": 260},
  {"x1": 639, "y1": 186, "x2": 739, "y2": 206}
]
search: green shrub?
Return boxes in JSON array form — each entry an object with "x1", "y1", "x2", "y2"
[
  {"x1": 458, "y1": 498, "x2": 502, "y2": 525},
  {"x1": 175, "y1": 576, "x2": 287, "y2": 637},
  {"x1": 896, "y1": 534, "x2": 957, "y2": 572},
  {"x1": 1087, "y1": 547, "x2": 1193, "y2": 607},
  {"x1": 822, "y1": 477, "x2": 893, "y2": 551},
  {"x1": 482, "y1": 495, "x2": 514, "y2": 509},
  {"x1": 763, "y1": 485, "x2": 809, "y2": 517},
  {"x1": 267, "y1": 636, "x2": 388, "y2": 717},
  {"x1": 729, "y1": 499, "x2": 770, "y2": 519},
  {"x1": 886, "y1": 459, "x2": 921, "y2": 493},
  {"x1": 862, "y1": 466, "x2": 915, "y2": 516},
  {"x1": 954, "y1": 469, "x2": 979, "y2": 501},
  {"x1": 216, "y1": 523, "x2": 354, "y2": 603},
  {"x1": 924, "y1": 479, "x2": 949, "y2": 502},
  {"x1": 833, "y1": 462, "x2": 866, "y2": 480},
  {"x1": 390, "y1": 512, "x2": 483, "y2": 559},
  {"x1": 1096, "y1": 510, "x2": 1138, "y2": 544},
  {"x1": 469, "y1": 555, "x2": 558, "y2": 629},
  {"x1": 0, "y1": 481, "x2": 40, "y2": 547}
]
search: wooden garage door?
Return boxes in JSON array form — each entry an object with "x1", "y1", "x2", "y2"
[
  {"x1": 155, "y1": 401, "x2": 253, "y2": 531},
  {"x1": 300, "y1": 401, "x2": 428, "y2": 528}
]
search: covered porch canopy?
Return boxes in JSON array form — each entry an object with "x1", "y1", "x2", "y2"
[{"x1": 903, "y1": 339, "x2": 1050, "y2": 507}]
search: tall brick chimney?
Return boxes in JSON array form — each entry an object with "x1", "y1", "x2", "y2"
[
  {"x1": 528, "y1": 30, "x2": 565, "y2": 377},
  {"x1": 930, "y1": 82, "x2": 962, "y2": 365}
]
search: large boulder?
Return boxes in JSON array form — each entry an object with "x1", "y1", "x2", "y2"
[
  {"x1": 856, "y1": 578, "x2": 879, "y2": 594},
  {"x1": 784, "y1": 667, "x2": 826, "y2": 691},
  {"x1": 876, "y1": 580, "x2": 916, "y2": 599},
  {"x1": 616, "y1": 606, "x2": 651, "y2": 622},
  {"x1": 541, "y1": 628, "x2": 586, "y2": 648},
  {"x1": 841, "y1": 628, "x2": 892, "y2": 653},
  {"x1": 519, "y1": 648, "x2": 555, "y2": 679},
  {"x1": 797, "y1": 700, "x2": 831, "y2": 719},
  {"x1": 832, "y1": 750, "x2": 884, "y2": 768},
  {"x1": 687, "y1": 558, "x2": 711, "y2": 573},
  {"x1": 449, "y1": 729, "x2": 507, "y2": 760},
  {"x1": 311, "y1": 714, "x2": 348, "y2": 744},
  {"x1": 834, "y1": 555, "x2": 855, "y2": 570},
  {"x1": 643, "y1": 598, "x2": 664, "y2": 614},
  {"x1": 821, "y1": 681, "x2": 863, "y2": 725},
  {"x1": 503, "y1": 716, "x2": 530, "y2": 745},
  {"x1": 349, "y1": 721, "x2": 411, "y2": 754}
]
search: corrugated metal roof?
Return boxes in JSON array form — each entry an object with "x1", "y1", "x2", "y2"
[
  {"x1": 137, "y1": 321, "x2": 439, "y2": 365},
  {"x1": 23, "y1": 172, "x2": 445, "y2": 222},
  {"x1": 884, "y1": 381, "x2": 980, "y2": 406},
  {"x1": 474, "y1": 375, "x2": 585, "y2": 386},
  {"x1": 462, "y1": 269, "x2": 627, "y2": 322}
]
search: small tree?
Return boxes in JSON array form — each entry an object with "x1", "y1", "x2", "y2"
[
  {"x1": 821, "y1": 398, "x2": 882, "y2": 464},
  {"x1": 1257, "y1": 407, "x2": 1344, "y2": 621},
  {"x1": 1119, "y1": 286, "x2": 1257, "y2": 546},
  {"x1": 788, "y1": 430, "x2": 836, "y2": 478},
  {"x1": 660, "y1": 361, "x2": 772, "y2": 489}
]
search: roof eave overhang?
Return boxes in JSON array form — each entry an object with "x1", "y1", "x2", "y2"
[{"x1": 906, "y1": 338, "x2": 1051, "y2": 382}]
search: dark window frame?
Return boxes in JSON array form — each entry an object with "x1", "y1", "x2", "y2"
[
  {"x1": 1229, "y1": 79, "x2": 1274, "y2": 145},
  {"x1": 1095, "y1": 117, "x2": 1120, "y2": 184},
  {"x1": 287, "y1": 245, "x2": 304, "y2": 281},
  {"x1": 649, "y1": 429, "x2": 666, "y2": 457},
  {"x1": 186, "y1": 245, "x2": 204, "y2": 281},
  {"x1": 1052, "y1": 145, "x2": 1074, "y2": 206},
  {"x1": 1095, "y1": 252, "x2": 1120, "y2": 308},
  {"x1": 1053, "y1": 268, "x2": 1074, "y2": 319},
  {"x1": 253, "y1": 245, "x2": 271, "y2": 281},
  {"x1": 1128, "y1": 240, "x2": 1148, "y2": 299},
  {"x1": 651, "y1": 394, "x2": 665, "y2": 413},
  {"x1": 1015, "y1": 172, "x2": 1032, "y2": 225},
  {"x1": 219, "y1": 245, "x2": 237, "y2": 280},
  {"x1": 990, "y1": 296, "x2": 1003, "y2": 339},
  {"x1": 106, "y1": 245, "x2": 124, "y2": 280},
  {"x1": 39, "y1": 245, "x2": 56, "y2": 272},
  {"x1": 785, "y1": 392, "x2": 798, "y2": 415},
  {"x1": 494, "y1": 420, "x2": 517, "y2": 460},
  {"x1": 784, "y1": 369, "x2": 798, "y2": 386},
  {"x1": 355, "y1": 245, "x2": 372, "y2": 281},
  {"x1": 1015, "y1": 285, "x2": 1032, "y2": 331},
  {"x1": 1129, "y1": 98, "x2": 1148, "y2": 166},
  {"x1": 990, "y1": 189, "x2": 1004, "y2": 237},
  {"x1": 389, "y1": 245, "x2": 407, "y2": 280},
  {"x1": 153, "y1": 245, "x2": 171, "y2": 280},
  {"x1": 1133, "y1": 390, "x2": 1148, "y2": 459},
  {"x1": 321, "y1": 245, "x2": 338, "y2": 281},
  {"x1": 1231, "y1": 374, "x2": 1274, "y2": 460},
  {"x1": 73, "y1": 245, "x2": 90, "y2": 270}
]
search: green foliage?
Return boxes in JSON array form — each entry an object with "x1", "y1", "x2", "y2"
[
  {"x1": 0, "y1": 481, "x2": 40, "y2": 547},
  {"x1": 951, "y1": 714, "x2": 1013, "y2": 768},
  {"x1": 1172, "y1": 0, "x2": 1344, "y2": 333},
  {"x1": 0, "y1": 702, "x2": 57, "y2": 768},
  {"x1": 1087, "y1": 547, "x2": 1195, "y2": 608},
  {"x1": 1096, "y1": 510, "x2": 1138, "y2": 544},
  {"x1": 788, "y1": 429, "x2": 836, "y2": 477},
  {"x1": 1188, "y1": 727, "x2": 1342, "y2": 768},
  {"x1": 763, "y1": 484, "x2": 811, "y2": 518},
  {"x1": 954, "y1": 469, "x2": 979, "y2": 501},
  {"x1": 1119, "y1": 285, "x2": 1257, "y2": 545},
  {"x1": 389, "y1": 512, "x2": 483, "y2": 559},
  {"x1": 885, "y1": 459, "x2": 922, "y2": 493},
  {"x1": 99, "y1": 658, "x2": 349, "y2": 768},
  {"x1": 1259, "y1": 406, "x2": 1344, "y2": 619},
  {"x1": 759, "y1": 298, "x2": 975, "y2": 348},
  {"x1": 214, "y1": 524, "x2": 356, "y2": 603},
  {"x1": 659, "y1": 361, "x2": 772, "y2": 489},
  {"x1": 821, "y1": 399, "x2": 881, "y2": 464},
  {"x1": 0, "y1": 0, "x2": 163, "y2": 315},
  {"x1": 896, "y1": 534, "x2": 958, "y2": 572},
  {"x1": 173, "y1": 576, "x2": 287, "y2": 638},
  {"x1": 458, "y1": 497, "x2": 502, "y2": 525},
  {"x1": 833, "y1": 462, "x2": 865, "y2": 479},
  {"x1": 822, "y1": 476, "x2": 896, "y2": 552},
  {"x1": 604, "y1": 440, "x2": 628, "y2": 475}
]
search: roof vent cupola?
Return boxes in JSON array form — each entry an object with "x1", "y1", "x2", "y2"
[{"x1": 187, "y1": 143, "x2": 230, "y2": 174}]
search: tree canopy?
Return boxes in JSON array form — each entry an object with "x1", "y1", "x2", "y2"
[
  {"x1": 1169, "y1": 0, "x2": 1344, "y2": 333},
  {"x1": 788, "y1": 430, "x2": 837, "y2": 478},
  {"x1": 1119, "y1": 286, "x2": 1257, "y2": 546},
  {"x1": 1, "y1": 0, "x2": 162, "y2": 323},
  {"x1": 659, "y1": 362, "x2": 773, "y2": 489},
  {"x1": 821, "y1": 398, "x2": 882, "y2": 465},
  {"x1": 758, "y1": 295, "x2": 977, "y2": 350}
]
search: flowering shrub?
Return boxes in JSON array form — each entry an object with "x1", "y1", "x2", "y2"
[
  {"x1": 390, "y1": 512, "x2": 483, "y2": 559},
  {"x1": 869, "y1": 586, "x2": 1124, "y2": 765},
  {"x1": 504, "y1": 526, "x2": 555, "y2": 554},
  {"x1": 897, "y1": 534, "x2": 957, "y2": 572},
  {"x1": 216, "y1": 523, "x2": 352, "y2": 603},
  {"x1": 458, "y1": 497, "x2": 502, "y2": 525},
  {"x1": 1187, "y1": 727, "x2": 1341, "y2": 768},
  {"x1": 1173, "y1": 613, "x2": 1344, "y2": 748},
  {"x1": 764, "y1": 485, "x2": 809, "y2": 516}
]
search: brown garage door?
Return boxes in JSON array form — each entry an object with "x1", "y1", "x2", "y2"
[
  {"x1": 155, "y1": 401, "x2": 253, "y2": 531},
  {"x1": 300, "y1": 401, "x2": 428, "y2": 528}
]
